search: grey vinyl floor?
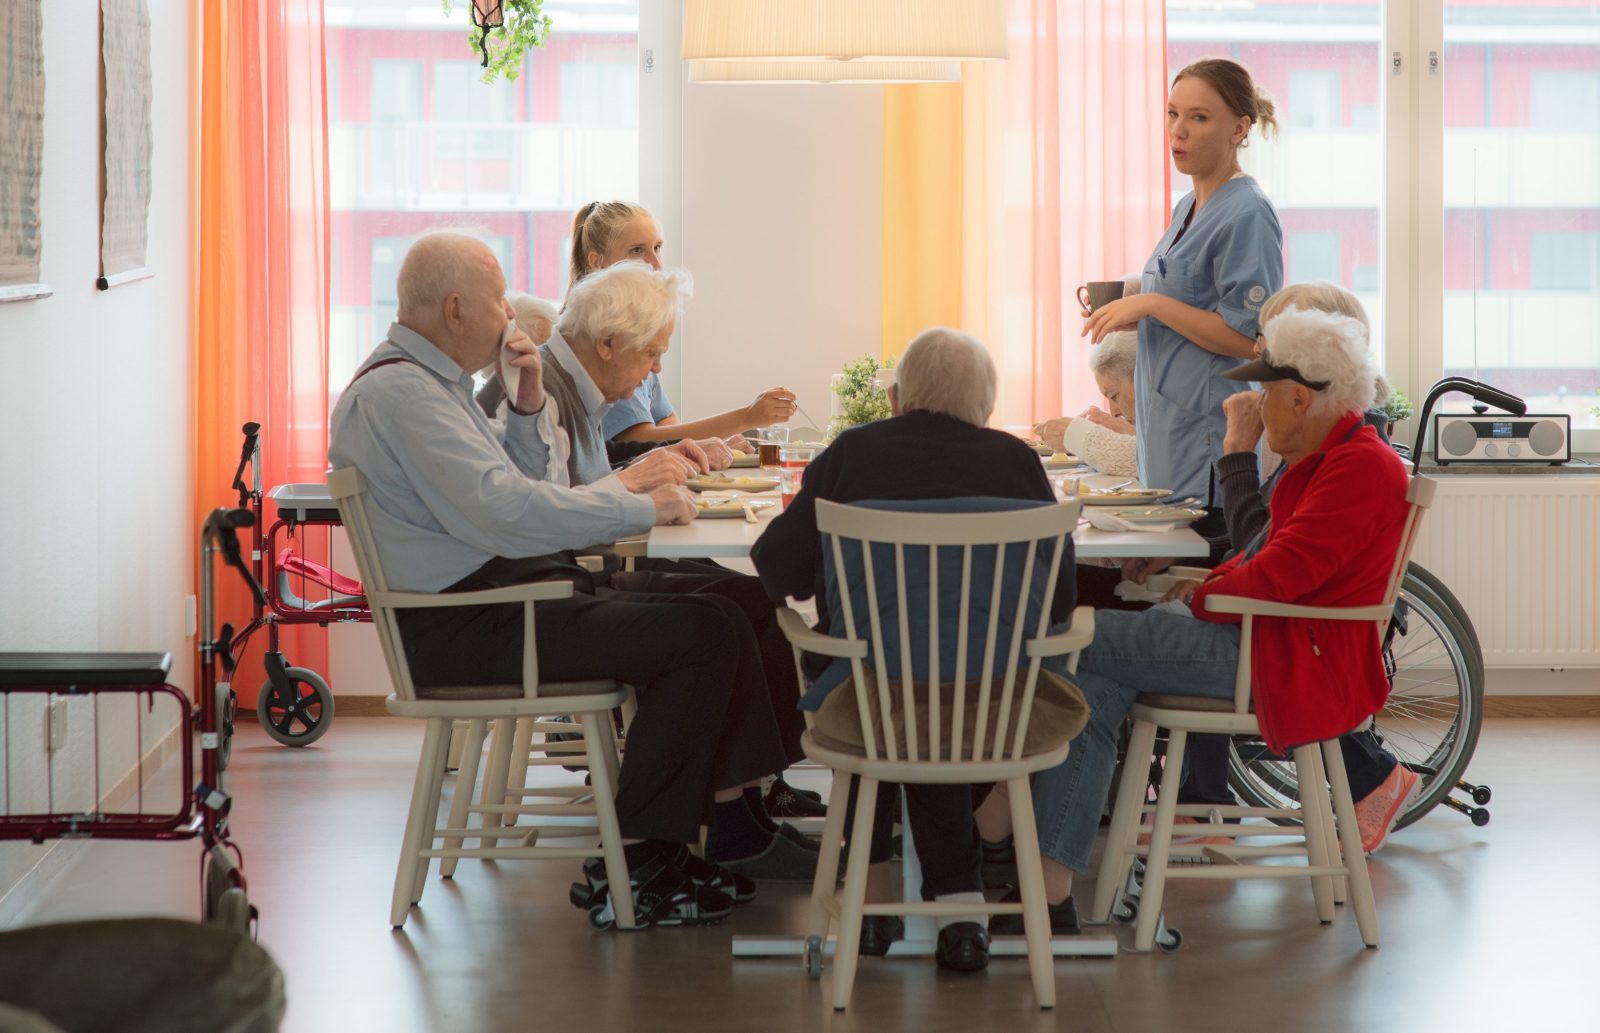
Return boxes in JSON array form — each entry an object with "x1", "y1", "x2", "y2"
[{"x1": 13, "y1": 716, "x2": 1598, "y2": 1033}]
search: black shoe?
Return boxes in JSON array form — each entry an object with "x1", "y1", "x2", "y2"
[
  {"x1": 766, "y1": 777, "x2": 828, "y2": 819},
  {"x1": 987, "y1": 889, "x2": 1080, "y2": 936},
  {"x1": 981, "y1": 836, "x2": 1018, "y2": 889},
  {"x1": 666, "y1": 845, "x2": 757, "y2": 905},
  {"x1": 775, "y1": 822, "x2": 820, "y2": 852},
  {"x1": 934, "y1": 922, "x2": 991, "y2": 972},
  {"x1": 711, "y1": 830, "x2": 820, "y2": 881},
  {"x1": 858, "y1": 914, "x2": 905, "y2": 957},
  {"x1": 570, "y1": 853, "x2": 734, "y2": 929}
]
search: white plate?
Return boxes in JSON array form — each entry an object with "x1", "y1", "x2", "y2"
[
  {"x1": 1043, "y1": 454, "x2": 1084, "y2": 470},
  {"x1": 685, "y1": 475, "x2": 780, "y2": 493},
  {"x1": 1078, "y1": 487, "x2": 1171, "y2": 506},
  {"x1": 694, "y1": 498, "x2": 777, "y2": 519},
  {"x1": 1105, "y1": 506, "x2": 1206, "y2": 525}
]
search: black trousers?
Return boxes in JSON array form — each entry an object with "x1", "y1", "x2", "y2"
[
  {"x1": 397, "y1": 571, "x2": 788, "y2": 845},
  {"x1": 610, "y1": 564, "x2": 808, "y2": 767},
  {"x1": 833, "y1": 779, "x2": 981, "y2": 899}
]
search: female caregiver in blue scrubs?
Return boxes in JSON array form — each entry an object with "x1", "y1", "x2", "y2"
[{"x1": 1084, "y1": 58, "x2": 1284, "y2": 516}]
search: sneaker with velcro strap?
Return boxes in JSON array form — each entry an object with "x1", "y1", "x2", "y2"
[{"x1": 569, "y1": 853, "x2": 735, "y2": 929}]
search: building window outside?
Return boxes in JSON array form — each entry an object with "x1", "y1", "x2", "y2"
[{"x1": 326, "y1": 2, "x2": 641, "y2": 405}]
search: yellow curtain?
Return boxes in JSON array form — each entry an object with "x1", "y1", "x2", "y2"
[{"x1": 880, "y1": 84, "x2": 964, "y2": 365}]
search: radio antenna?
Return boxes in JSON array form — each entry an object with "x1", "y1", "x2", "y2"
[{"x1": 1470, "y1": 148, "x2": 1488, "y2": 414}]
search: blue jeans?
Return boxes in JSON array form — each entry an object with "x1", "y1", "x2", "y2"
[{"x1": 1032, "y1": 608, "x2": 1242, "y2": 873}]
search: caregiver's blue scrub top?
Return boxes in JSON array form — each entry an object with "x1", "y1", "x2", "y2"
[
  {"x1": 1135, "y1": 175, "x2": 1283, "y2": 503},
  {"x1": 601, "y1": 371, "x2": 675, "y2": 440}
]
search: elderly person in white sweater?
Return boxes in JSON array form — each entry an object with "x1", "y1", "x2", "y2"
[{"x1": 1035, "y1": 330, "x2": 1138, "y2": 477}]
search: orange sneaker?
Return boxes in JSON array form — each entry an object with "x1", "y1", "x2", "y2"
[
  {"x1": 1136, "y1": 810, "x2": 1232, "y2": 849},
  {"x1": 1354, "y1": 764, "x2": 1422, "y2": 855}
]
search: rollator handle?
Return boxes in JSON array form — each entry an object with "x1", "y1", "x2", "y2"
[
  {"x1": 233, "y1": 422, "x2": 262, "y2": 507},
  {"x1": 205, "y1": 507, "x2": 268, "y2": 607}
]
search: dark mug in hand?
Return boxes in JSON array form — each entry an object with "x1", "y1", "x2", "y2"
[{"x1": 1077, "y1": 280, "x2": 1125, "y2": 314}]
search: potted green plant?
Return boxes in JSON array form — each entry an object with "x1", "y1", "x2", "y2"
[
  {"x1": 1377, "y1": 389, "x2": 1413, "y2": 438},
  {"x1": 830, "y1": 354, "x2": 897, "y2": 437},
  {"x1": 443, "y1": 0, "x2": 552, "y2": 83}
]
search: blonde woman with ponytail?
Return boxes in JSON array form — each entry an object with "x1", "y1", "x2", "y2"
[
  {"x1": 1081, "y1": 58, "x2": 1285, "y2": 520},
  {"x1": 569, "y1": 201, "x2": 798, "y2": 446}
]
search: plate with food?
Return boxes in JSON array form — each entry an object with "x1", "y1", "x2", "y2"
[
  {"x1": 684, "y1": 474, "x2": 781, "y2": 493},
  {"x1": 1077, "y1": 484, "x2": 1172, "y2": 506},
  {"x1": 694, "y1": 497, "x2": 776, "y2": 519},
  {"x1": 1042, "y1": 451, "x2": 1083, "y2": 469},
  {"x1": 1083, "y1": 505, "x2": 1206, "y2": 533}
]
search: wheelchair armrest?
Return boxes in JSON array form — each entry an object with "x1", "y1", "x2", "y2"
[
  {"x1": 775, "y1": 607, "x2": 868, "y2": 660},
  {"x1": 370, "y1": 580, "x2": 576, "y2": 610},
  {"x1": 1026, "y1": 606, "x2": 1096, "y2": 658},
  {"x1": 1202, "y1": 594, "x2": 1393, "y2": 622}
]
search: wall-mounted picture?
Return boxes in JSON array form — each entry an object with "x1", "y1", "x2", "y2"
[
  {"x1": 98, "y1": 0, "x2": 153, "y2": 291},
  {"x1": 0, "y1": 0, "x2": 50, "y2": 304}
]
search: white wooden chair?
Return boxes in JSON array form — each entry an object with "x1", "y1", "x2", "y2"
[
  {"x1": 777, "y1": 498, "x2": 1094, "y2": 1010},
  {"x1": 328, "y1": 467, "x2": 636, "y2": 930},
  {"x1": 1090, "y1": 474, "x2": 1437, "y2": 951}
]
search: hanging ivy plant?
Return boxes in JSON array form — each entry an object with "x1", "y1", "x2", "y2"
[{"x1": 442, "y1": 0, "x2": 553, "y2": 83}]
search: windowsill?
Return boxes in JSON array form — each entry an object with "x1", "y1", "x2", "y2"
[{"x1": 1419, "y1": 453, "x2": 1600, "y2": 476}]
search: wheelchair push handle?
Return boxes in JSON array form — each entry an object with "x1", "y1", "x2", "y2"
[
  {"x1": 204, "y1": 506, "x2": 268, "y2": 608},
  {"x1": 232, "y1": 422, "x2": 262, "y2": 508}
]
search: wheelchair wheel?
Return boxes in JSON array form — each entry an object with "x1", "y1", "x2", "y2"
[
  {"x1": 256, "y1": 667, "x2": 335, "y2": 747},
  {"x1": 1228, "y1": 567, "x2": 1484, "y2": 831}
]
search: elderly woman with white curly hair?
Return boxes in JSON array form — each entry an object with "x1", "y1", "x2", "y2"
[
  {"x1": 1034, "y1": 331, "x2": 1139, "y2": 477},
  {"x1": 972, "y1": 305, "x2": 1414, "y2": 931}
]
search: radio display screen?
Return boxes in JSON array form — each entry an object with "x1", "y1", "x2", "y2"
[{"x1": 1491, "y1": 422, "x2": 1514, "y2": 438}]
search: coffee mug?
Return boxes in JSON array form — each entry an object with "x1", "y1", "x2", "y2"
[{"x1": 1077, "y1": 280, "x2": 1125, "y2": 314}]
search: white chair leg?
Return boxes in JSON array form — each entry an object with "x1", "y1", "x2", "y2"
[
  {"x1": 808, "y1": 773, "x2": 851, "y2": 948},
  {"x1": 1324, "y1": 740, "x2": 1380, "y2": 947},
  {"x1": 411, "y1": 725, "x2": 451, "y2": 903},
  {"x1": 505, "y1": 716, "x2": 535, "y2": 819},
  {"x1": 391, "y1": 719, "x2": 446, "y2": 928},
  {"x1": 1093, "y1": 718, "x2": 1159, "y2": 923},
  {"x1": 580, "y1": 710, "x2": 636, "y2": 931},
  {"x1": 1133, "y1": 729, "x2": 1187, "y2": 951},
  {"x1": 829, "y1": 776, "x2": 879, "y2": 1011},
  {"x1": 1005, "y1": 776, "x2": 1056, "y2": 1010},
  {"x1": 1294, "y1": 745, "x2": 1336, "y2": 923},
  {"x1": 479, "y1": 718, "x2": 516, "y2": 829},
  {"x1": 440, "y1": 719, "x2": 490, "y2": 879}
]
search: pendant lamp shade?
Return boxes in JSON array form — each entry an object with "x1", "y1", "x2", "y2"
[
  {"x1": 683, "y1": 0, "x2": 1008, "y2": 63},
  {"x1": 689, "y1": 60, "x2": 962, "y2": 84}
]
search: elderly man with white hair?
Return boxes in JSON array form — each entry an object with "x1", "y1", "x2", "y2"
[
  {"x1": 753, "y1": 327, "x2": 1080, "y2": 974},
  {"x1": 329, "y1": 232, "x2": 801, "y2": 926},
  {"x1": 972, "y1": 305, "x2": 1413, "y2": 934}
]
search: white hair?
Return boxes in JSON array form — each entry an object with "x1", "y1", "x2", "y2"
[
  {"x1": 1089, "y1": 331, "x2": 1136, "y2": 380},
  {"x1": 509, "y1": 294, "x2": 558, "y2": 338},
  {"x1": 556, "y1": 261, "x2": 693, "y2": 353},
  {"x1": 1123, "y1": 273, "x2": 1142, "y2": 297},
  {"x1": 896, "y1": 327, "x2": 997, "y2": 426},
  {"x1": 1262, "y1": 307, "x2": 1379, "y2": 418}
]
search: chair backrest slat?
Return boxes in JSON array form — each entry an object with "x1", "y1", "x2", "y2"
[{"x1": 814, "y1": 499, "x2": 1080, "y2": 764}]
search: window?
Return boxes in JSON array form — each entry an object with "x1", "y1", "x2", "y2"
[
  {"x1": 1289, "y1": 69, "x2": 1341, "y2": 131},
  {"x1": 1443, "y1": 5, "x2": 1600, "y2": 429},
  {"x1": 1290, "y1": 231, "x2": 1341, "y2": 284},
  {"x1": 325, "y1": 4, "x2": 641, "y2": 406}
]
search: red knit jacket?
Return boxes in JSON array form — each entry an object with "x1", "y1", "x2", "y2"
[{"x1": 1189, "y1": 414, "x2": 1411, "y2": 753}]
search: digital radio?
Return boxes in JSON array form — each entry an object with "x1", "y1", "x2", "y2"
[{"x1": 1432, "y1": 412, "x2": 1570, "y2": 465}]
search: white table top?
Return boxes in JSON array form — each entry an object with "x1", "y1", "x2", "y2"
[{"x1": 645, "y1": 500, "x2": 1208, "y2": 559}]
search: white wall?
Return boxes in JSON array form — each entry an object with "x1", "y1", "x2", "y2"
[{"x1": 0, "y1": 1, "x2": 193, "y2": 901}]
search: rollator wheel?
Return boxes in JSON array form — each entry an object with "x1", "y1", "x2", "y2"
[
  {"x1": 204, "y1": 845, "x2": 238, "y2": 922},
  {"x1": 256, "y1": 667, "x2": 335, "y2": 747},
  {"x1": 215, "y1": 685, "x2": 238, "y2": 771},
  {"x1": 215, "y1": 887, "x2": 253, "y2": 935}
]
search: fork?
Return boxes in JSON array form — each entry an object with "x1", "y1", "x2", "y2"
[{"x1": 1091, "y1": 479, "x2": 1136, "y2": 493}]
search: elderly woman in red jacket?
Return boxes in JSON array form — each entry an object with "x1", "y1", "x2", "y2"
[{"x1": 972, "y1": 304, "x2": 1410, "y2": 936}]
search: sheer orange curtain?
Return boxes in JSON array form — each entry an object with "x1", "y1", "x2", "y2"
[
  {"x1": 193, "y1": 0, "x2": 330, "y2": 706},
  {"x1": 883, "y1": 0, "x2": 1169, "y2": 431}
]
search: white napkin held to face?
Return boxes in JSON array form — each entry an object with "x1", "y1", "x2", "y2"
[{"x1": 497, "y1": 321, "x2": 520, "y2": 404}]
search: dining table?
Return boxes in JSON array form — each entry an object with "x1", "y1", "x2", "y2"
[{"x1": 653, "y1": 468, "x2": 1207, "y2": 963}]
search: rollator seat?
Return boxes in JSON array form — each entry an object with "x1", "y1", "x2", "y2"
[
  {"x1": 276, "y1": 550, "x2": 366, "y2": 612},
  {"x1": 0, "y1": 652, "x2": 173, "y2": 686}
]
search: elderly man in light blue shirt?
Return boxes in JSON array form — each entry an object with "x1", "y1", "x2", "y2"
[{"x1": 329, "y1": 233, "x2": 800, "y2": 927}]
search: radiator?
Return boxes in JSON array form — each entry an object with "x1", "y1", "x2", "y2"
[{"x1": 1409, "y1": 476, "x2": 1600, "y2": 668}]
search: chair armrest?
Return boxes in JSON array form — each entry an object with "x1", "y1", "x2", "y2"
[
  {"x1": 611, "y1": 538, "x2": 649, "y2": 558},
  {"x1": 775, "y1": 607, "x2": 868, "y2": 660},
  {"x1": 1202, "y1": 594, "x2": 1392, "y2": 622},
  {"x1": 1169, "y1": 565, "x2": 1210, "y2": 580},
  {"x1": 1026, "y1": 606, "x2": 1096, "y2": 658},
  {"x1": 575, "y1": 555, "x2": 606, "y2": 573},
  {"x1": 370, "y1": 580, "x2": 575, "y2": 610}
]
